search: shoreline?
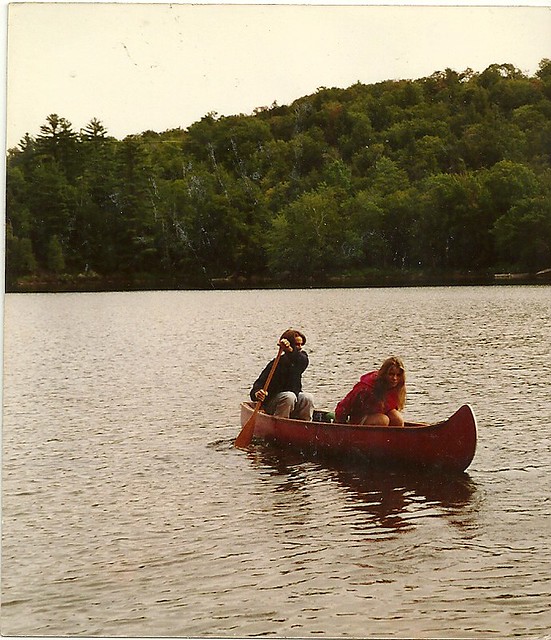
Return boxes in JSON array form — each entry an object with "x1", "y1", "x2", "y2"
[{"x1": 6, "y1": 270, "x2": 551, "y2": 293}]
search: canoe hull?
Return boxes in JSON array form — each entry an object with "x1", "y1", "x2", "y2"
[{"x1": 239, "y1": 402, "x2": 477, "y2": 473}]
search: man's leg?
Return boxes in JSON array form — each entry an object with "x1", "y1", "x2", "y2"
[
  {"x1": 266, "y1": 391, "x2": 297, "y2": 418},
  {"x1": 292, "y1": 392, "x2": 315, "y2": 421}
]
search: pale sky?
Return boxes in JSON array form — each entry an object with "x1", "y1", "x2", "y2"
[{"x1": 4, "y1": 2, "x2": 551, "y2": 149}]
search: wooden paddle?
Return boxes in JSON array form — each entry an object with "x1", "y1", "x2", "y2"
[{"x1": 234, "y1": 345, "x2": 284, "y2": 449}]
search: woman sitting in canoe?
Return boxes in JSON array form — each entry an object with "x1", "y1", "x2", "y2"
[
  {"x1": 335, "y1": 356, "x2": 406, "y2": 426},
  {"x1": 250, "y1": 329, "x2": 315, "y2": 421}
]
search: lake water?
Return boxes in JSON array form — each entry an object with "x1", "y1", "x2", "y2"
[{"x1": 2, "y1": 286, "x2": 550, "y2": 638}]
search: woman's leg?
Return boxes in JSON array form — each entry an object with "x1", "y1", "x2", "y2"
[
  {"x1": 387, "y1": 409, "x2": 404, "y2": 426},
  {"x1": 360, "y1": 413, "x2": 390, "y2": 426}
]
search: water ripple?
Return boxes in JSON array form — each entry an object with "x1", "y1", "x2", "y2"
[{"x1": 3, "y1": 286, "x2": 551, "y2": 638}]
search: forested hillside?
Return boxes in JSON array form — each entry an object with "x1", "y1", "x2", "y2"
[{"x1": 6, "y1": 61, "x2": 551, "y2": 290}]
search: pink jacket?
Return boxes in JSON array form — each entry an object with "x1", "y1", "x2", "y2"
[{"x1": 335, "y1": 371, "x2": 400, "y2": 424}]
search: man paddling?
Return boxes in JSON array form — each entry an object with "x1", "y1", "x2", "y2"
[{"x1": 250, "y1": 329, "x2": 314, "y2": 421}]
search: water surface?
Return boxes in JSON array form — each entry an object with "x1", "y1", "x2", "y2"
[{"x1": 2, "y1": 286, "x2": 550, "y2": 637}]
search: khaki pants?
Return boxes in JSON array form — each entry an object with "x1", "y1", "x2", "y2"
[{"x1": 265, "y1": 391, "x2": 314, "y2": 421}]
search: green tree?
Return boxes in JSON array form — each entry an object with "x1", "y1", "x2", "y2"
[
  {"x1": 73, "y1": 119, "x2": 120, "y2": 272},
  {"x1": 36, "y1": 114, "x2": 80, "y2": 179},
  {"x1": 347, "y1": 191, "x2": 388, "y2": 268},
  {"x1": 47, "y1": 235, "x2": 65, "y2": 273},
  {"x1": 5, "y1": 224, "x2": 37, "y2": 286},
  {"x1": 382, "y1": 188, "x2": 419, "y2": 268},
  {"x1": 266, "y1": 185, "x2": 352, "y2": 277},
  {"x1": 24, "y1": 161, "x2": 77, "y2": 266},
  {"x1": 111, "y1": 135, "x2": 159, "y2": 273},
  {"x1": 480, "y1": 160, "x2": 541, "y2": 216},
  {"x1": 493, "y1": 195, "x2": 551, "y2": 271},
  {"x1": 536, "y1": 58, "x2": 551, "y2": 100},
  {"x1": 368, "y1": 156, "x2": 410, "y2": 196},
  {"x1": 415, "y1": 172, "x2": 488, "y2": 270}
]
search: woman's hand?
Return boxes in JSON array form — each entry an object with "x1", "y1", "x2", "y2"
[{"x1": 255, "y1": 389, "x2": 268, "y2": 402}]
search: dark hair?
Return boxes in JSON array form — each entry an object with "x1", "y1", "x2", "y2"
[{"x1": 280, "y1": 328, "x2": 306, "y2": 349}]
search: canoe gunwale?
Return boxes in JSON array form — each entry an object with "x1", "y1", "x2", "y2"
[{"x1": 241, "y1": 401, "x2": 458, "y2": 432}]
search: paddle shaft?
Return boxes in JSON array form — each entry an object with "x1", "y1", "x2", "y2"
[{"x1": 234, "y1": 346, "x2": 285, "y2": 448}]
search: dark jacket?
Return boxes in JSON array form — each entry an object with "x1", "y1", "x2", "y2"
[{"x1": 250, "y1": 350, "x2": 309, "y2": 402}]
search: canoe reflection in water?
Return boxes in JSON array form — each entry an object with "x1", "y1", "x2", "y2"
[{"x1": 247, "y1": 445, "x2": 479, "y2": 535}]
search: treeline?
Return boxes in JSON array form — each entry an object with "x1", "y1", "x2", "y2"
[{"x1": 6, "y1": 61, "x2": 551, "y2": 290}]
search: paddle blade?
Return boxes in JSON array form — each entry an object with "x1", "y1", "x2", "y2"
[{"x1": 234, "y1": 411, "x2": 257, "y2": 449}]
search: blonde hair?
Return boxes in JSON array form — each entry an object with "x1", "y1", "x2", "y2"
[{"x1": 375, "y1": 356, "x2": 406, "y2": 410}]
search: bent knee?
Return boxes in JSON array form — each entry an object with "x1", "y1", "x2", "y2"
[
  {"x1": 388, "y1": 410, "x2": 404, "y2": 426},
  {"x1": 277, "y1": 392, "x2": 297, "y2": 406}
]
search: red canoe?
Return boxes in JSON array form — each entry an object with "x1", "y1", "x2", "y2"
[{"x1": 239, "y1": 402, "x2": 477, "y2": 473}]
